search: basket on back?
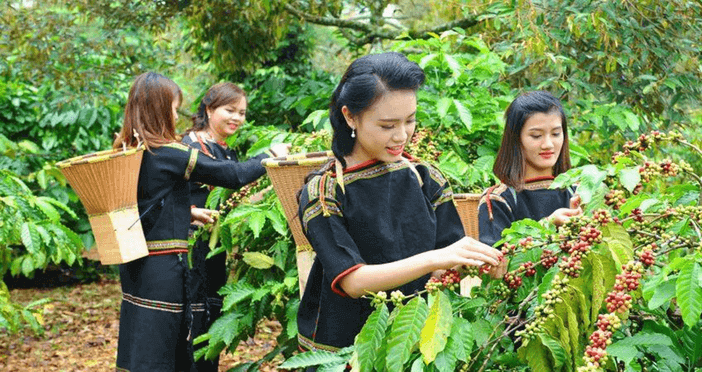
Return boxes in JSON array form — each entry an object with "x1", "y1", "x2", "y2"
[
  {"x1": 453, "y1": 192, "x2": 484, "y2": 295},
  {"x1": 262, "y1": 151, "x2": 334, "y2": 296},
  {"x1": 56, "y1": 148, "x2": 148, "y2": 265},
  {"x1": 453, "y1": 193, "x2": 481, "y2": 239}
]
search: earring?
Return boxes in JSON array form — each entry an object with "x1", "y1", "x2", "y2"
[{"x1": 351, "y1": 128, "x2": 356, "y2": 138}]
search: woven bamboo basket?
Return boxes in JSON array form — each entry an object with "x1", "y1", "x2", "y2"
[
  {"x1": 262, "y1": 151, "x2": 334, "y2": 296},
  {"x1": 453, "y1": 193, "x2": 481, "y2": 239},
  {"x1": 453, "y1": 192, "x2": 484, "y2": 295},
  {"x1": 56, "y1": 147, "x2": 148, "y2": 265}
]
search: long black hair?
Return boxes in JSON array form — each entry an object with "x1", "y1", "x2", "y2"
[
  {"x1": 329, "y1": 52, "x2": 425, "y2": 168},
  {"x1": 492, "y1": 90, "x2": 571, "y2": 190}
]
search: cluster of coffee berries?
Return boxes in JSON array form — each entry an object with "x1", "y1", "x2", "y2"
[
  {"x1": 461, "y1": 264, "x2": 481, "y2": 277},
  {"x1": 540, "y1": 249, "x2": 559, "y2": 269},
  {"x1": 613, "y1": 271, "x2": 642, "y2": 292},
  {"x1": 390, "y1": 290, "x2": 405, "y2": 307},
  {"x1": 592, "y1": 209, "x2": 612, "y2": 225},
  {"x1": 579, "y1": 226, "x2": 603, "y2": 244},
  {"x1": 638, "y1": 160, "x2": 661, "y2": 183},
  {"x1": 425, "y1": 269, "x2": 462, "y2": 294},
  {"x1": 519, "y1": 261, "x2": 537, "y2": 277},
  {"x1": 658, "y1": 159, "x2": 679, "y2": 177},
  {"x1": 559, "y1": 254, "x2": 584, "y2": 278},
  {"x1": 441, "y1": 269, "x2": 461, "y2": 290},
  {"x1": 408, "y1": 128, "x2": 441, "y2": 161},
  {"x1": 491, "y1": 282, "x2": 511, "y2": 299},
  {"x1": 604, "y1": 189, "x2": 626, "y2": 210},
  {"x1": 630, "y1": 208, "x2": 644, "y2": 222},
  {"x1": 503, "y1": 272, "x2": 523, "y2": 289},
  {"x1": 578, "y1": 314, "x2": 624, "y2": 370},
  {"x1": 517, "y1": 276, "x2": 570, "y2": 340},
  {"x1": 370, "y1": 291, "x2": 388, "y2": 308},
  {"x1": 636, "y1": 243, "x2": 657, "y2": 267}
]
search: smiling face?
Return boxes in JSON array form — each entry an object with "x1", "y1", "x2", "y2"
[
  {"x1": 206, "y1": 98, "x2": 247, "y2": 142},
  {"x1": 520, "y1": 111, "x2": 564, "y2": 179},
  {"x1": 342, "y1": 90, "x2": 417, "y2": 166}
]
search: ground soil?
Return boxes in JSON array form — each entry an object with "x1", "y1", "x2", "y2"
[{"x1": 0, "y1": 278, "x2": 282, "y2": 372}]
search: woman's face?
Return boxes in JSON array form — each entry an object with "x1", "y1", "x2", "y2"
[
  {"x1": 343, "y1": 90, "x2": 417, "y2": 166},
  {"x1": 206, "y1": 98, "x2": 247, "y2": 141},
  {"x1": 171, "y1": 98, "x2": 180, "y2": 123},
  {"x1": 520, "y1": 111, "x2": 564, "y2": 179}
]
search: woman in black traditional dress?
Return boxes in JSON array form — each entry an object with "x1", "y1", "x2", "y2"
[
  {"x1": 111, "y1": 72, "x2": 287, "y2": 372},
  {"x1": 296, "y1": 52, "x2": 503, "y2": 354},
  {"x1": 181, "y1": 82, "x2": 289, "y2": 371},
  {"x1": 478, "y1": 90, "x2": 582, "y2": 247}
]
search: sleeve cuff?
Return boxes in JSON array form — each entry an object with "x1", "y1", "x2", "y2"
[{"x1": 330, "y1": 263, "x2": 365, "y2": 297}]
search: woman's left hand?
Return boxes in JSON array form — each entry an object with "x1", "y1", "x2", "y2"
[{"x1": 191, "y1": 207, "x2": 217, "y2": 226}]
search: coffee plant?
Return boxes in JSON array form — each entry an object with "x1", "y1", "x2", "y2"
[{"x1": 280, "y1": 130, "x2": 702, "y2": 371}]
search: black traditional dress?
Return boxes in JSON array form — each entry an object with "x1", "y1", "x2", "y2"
[
  {"x1": 478, "y1": 176, "x2": 576, "y2": 247},
  {"x1": 116, "y1": 142, "x2": 267, "y2": 372},
  {"x1": 297, "y1": 156, "x2": 465, "y2": 351},
  {"x1": 181, "y1": 132, "x2": 268, "y2": 372}
]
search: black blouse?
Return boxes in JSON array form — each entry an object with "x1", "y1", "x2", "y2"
[
  {"x1": 478, "y1": 176, "x2": 575, "y2": 247},
  {"x1": 181, "y1": 132, "x2": 268, "y2": 209},
  {"x1": 297, "y1": 157, "x2": 465, "y2": 351},
  {"x1": 136, "y1": 142, "x2": 266, "y2": 255}
]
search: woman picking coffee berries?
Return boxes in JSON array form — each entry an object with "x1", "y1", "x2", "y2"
[
  {"x1": 479, "y1": 91, "x2": 582, "y2": 248},
  {"x1": 296, "y1": 52, "x2": 503, "y2": 357}
]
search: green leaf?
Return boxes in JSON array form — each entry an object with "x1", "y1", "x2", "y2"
[
  {"x1": 437, "y1": 97, "x2": 452, "y2": 118},
  {"x1": 647, "y1": 279, "x2": 676, "y2": 310},
  {"x1": 21, "y1": 256, "x2": 35, "y2": 277},
  {"x1": 352, "y1": 304, "x2": 389, "y2": 372},
  {"x1": 676, "y1": 261, "x2": 702, "y2": 327},
  {"x1": 471, "y1": 318, "x2": 492, "y2": 348},
  {"x1": 265, "y1": 209, "x2": 288, "y2": 236},
  {"x1": 386, "y1": 296, "x2": 428, "y2": 371},
  {"x1": 247, "y1": 212, "x2": 266, "y2": 238},
  {"x1": 453, "y1": 100, "x2": 472, "y2": 130},
  {"x1": 420, "y1": 291, "x2": 453, "y2": 364},
  {"x1": 20, "y1": 222, "x2": 40, "y2": 255},
  {"x1": 219, "y1": 282, "x2": 256, "y2": 312},
  {"x1": 279, "y1": 349, "x2": 348, "y2": 369},
  {"x1": 518, "y1": 337, "x2": 552, "y2": 371},
  {"x1": 444, "y1": 54, "x2": 463, "y2": 78},
  {"x1": 590, "y1": 253, "x2": 607, "y2": 322},
  {"x1": 677, "y1": 326, "x2": 702, "y2": 363},
  {"x1": 618, "y1": 167, "x2": 641, "y2": 193},
  {"x1": 242, "y1": 252, "x2": 274, "y2": 269},
  {"x1": 538, "y1": 333, "x2": 566, "y2": 368},
  {"x1": 34, "y1": 197, "x2": 60, "y2": 222}
]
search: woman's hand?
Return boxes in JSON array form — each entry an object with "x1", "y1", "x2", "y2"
[
  {"x1": 548, "y1": 206, "x2": 582, "y2": 226},
  {"x1": 436, "y1": 236, "x2": 503, "y2": 270},
  {"x1": 570, "y1": 194, "x2": 582, "y2": 209},
  {"x1": 269, "y1": 143, "x2": 292, "y2": 157},
  {"x1": 190, "y1": 207, "x2": 216, "y2": 227}
]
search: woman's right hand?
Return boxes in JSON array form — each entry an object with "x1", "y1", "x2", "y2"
[
  {"x1": 436, "y1": 236, "x2": 503, "y2": 270},
  {"x1": 269, "y1": 143, "x2": 292, "y2": 157},
  {"x1": 548, "y1": 206, "x2": 582, "y2": 226}
]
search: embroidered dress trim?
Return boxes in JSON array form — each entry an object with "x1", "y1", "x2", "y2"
[
  {"x1": 191, "y1": 303, "x2": 206, "y2": 312},
  {"x1": 340, "y1": 161, "x2": 408, "y2": 186},
  {"x1": 330, "y1": 263, "x2": 364, "y2": 297},
  {"x1": 146, "y1": 240, "x2": 188, "y2": 255},
  {"x1": 163, "y1": 142, "x2": 190, "y2": 152},
  {"x1": 523, "y1": 176, "x2": 555, "y2": 191},
  {"x1": 425, "y1": 162, "x2": 448, "y2": 186},
  {"x1": 302, "y1": 201, "x2": 342, "y2": 231},
  {"x1": 122, "y1": 293, "x2": 183, "y2": 313},
  {"x1": 433, "y1": 188, "x2": 454, "y2": 210},
  {"x1": 115, "y1": 367, "x2": 130, "y2": 372},
  {"x1": 298, "y1": 333, "x2": 341, "y2": 352},
  {"x1": 184, "y1": 149, "x2": 198, "y2": 181}
]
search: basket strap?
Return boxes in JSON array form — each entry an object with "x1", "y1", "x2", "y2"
[
  {"x1": 335, "y1": 159, "x2": 345, "y2": 194},
  {"x1": 403, "y1": 158, "x2": 423, "y2": 188}
]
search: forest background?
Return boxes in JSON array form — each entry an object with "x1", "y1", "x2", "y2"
[{"x1": 1, "y1": 0, "x2": 701, "y2": 371}]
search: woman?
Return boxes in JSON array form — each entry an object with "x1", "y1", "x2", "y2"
[
  {"x1": 182, "y1": 82, "x2": 289, "y2": 371},
  {"x1": 478, "y1": 90, "x2": 581, "y2": 247},
  {"x1": 296, "y1": 52, "x2": 503, "y2": 354}
]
